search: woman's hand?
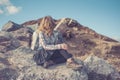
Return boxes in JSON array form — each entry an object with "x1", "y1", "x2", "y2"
[{"x1": 60, "y1": 43, "x2": 68, "y2": 50}]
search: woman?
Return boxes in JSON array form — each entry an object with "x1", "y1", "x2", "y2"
[{"x1": 31, "y1": 16, "x2": 82, "y2": 69}]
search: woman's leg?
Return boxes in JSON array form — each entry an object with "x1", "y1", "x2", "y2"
[
  {"x1": 49, "y1": 49, "x2": 73, "y2": 64},
  {"x1": 42, "y1": 50, "x2": 67, "y2": 68},
  {"x1": 49, "y1": 50, "x2": 66, "y2": 64},
  {"x1": 58, "y1": 49, "x2": 83, "y2": 69},
  {"x1": 58, "y1": 49, "x2": 72, "y2": 60}
]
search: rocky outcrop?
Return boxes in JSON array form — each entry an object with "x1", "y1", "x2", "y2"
[
  {"x1": 7, "y1": 47, "x2": 88, "y2": 80},
  {"x1": 0, "y1": 21, "x2": 33, "y2": 53},
  {"x1": 0, "y1": 16, "x2": 120, "y2": 79},
  {"x1": 2, "y1": 21, "x2": 21, "y2": 32},
  {"x1": 0, "y1": 47, "x2": 119, "y2": 80},
  {"x1": 84, "y1": 55, "x2": 120, "y2": 80},
  {"x1": 0, "y1": 31, "x2": 20, "y2": 53}
]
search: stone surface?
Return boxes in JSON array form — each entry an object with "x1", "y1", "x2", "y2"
[
  {"x1": 84, "y1": 55, "x2": 120, "y2": 80},
  {"x1": 0, "y1": 25, "x2": 33, "y2": 53},
  {"x1": 0, "y1": 31, "x2": 20, "y2": 53},
  {"x1": 17, "y1": 65, "x2": 88, "y2": 80},
  {"x1": 2, "y1": 21, "x2": 21, "y2": 32},
  {"x1": 0, "y1": 68, "x2": 18, "y2": 80},
  {"x1": 8, "y1": 47, "x2": 88, "y2": 80}
]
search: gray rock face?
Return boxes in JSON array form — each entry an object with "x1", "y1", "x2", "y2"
[
  {"x1": 84, "y1": 56, "x2": 120, "y2": 80},
  {"x1": 2, "y1": 21, "x2": 21, "y2": 32},
  {"x1": 11, "y1": 27, "x2": 33, "y2": 47},
  {"x1": 17, "y1": 65, "x2": 88, "y2": 80},
  {"x1": 0, "y1": 68, "x2": 18, "y2": 80},
  {"x1": 0, "y1": 53, "x2": 10, "y2": 70},
  {"x1": 8, "y1": 47, "x2": 88, "y2": 80},
  {"x1": 0, "y1": 25, "x2": 33, "y2": 53},
  {"x1": 0, "y1": 31, "x2": 12, "y2": 42},
  {"x1": 0, "y1": 31, "x2": 20, "y2": 53}
]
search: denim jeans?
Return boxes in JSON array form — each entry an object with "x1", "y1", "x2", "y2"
[{"x1": 49, "y1": 49, "x2": 72, "y2": 64}]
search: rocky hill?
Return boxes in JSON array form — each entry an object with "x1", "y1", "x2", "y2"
[{"x1": 0, "y1": 16, "x2": 120, "y2": 80}]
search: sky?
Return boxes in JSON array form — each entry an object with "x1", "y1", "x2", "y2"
[{"x1": 0, "y1": 0, "x2": 120, "y2": 41}]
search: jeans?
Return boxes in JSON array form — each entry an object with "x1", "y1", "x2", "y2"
[{"x1": 49, "y1": 49, "x2": 72, "y2": 64}]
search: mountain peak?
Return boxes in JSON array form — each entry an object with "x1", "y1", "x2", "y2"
[
  {"x1": 8, "y1": 20, "x2": 14, "y2": 24},
  {"x1": 1, "y1": 21, "x2": 21, "y2": 32}
]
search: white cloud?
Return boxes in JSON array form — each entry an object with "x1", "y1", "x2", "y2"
[
  {"x1": 6, "y1": 5, "x2": 21, "y2": 14},
  {"x1": 0, "y1": 0, "x2": 10, "y2": 5},
  {"x1": 0, "y1": 0, "x2": 21, "y2": 15},
  {"x1": 0, "y1": 9, "x2": 4, "y2": 14}
]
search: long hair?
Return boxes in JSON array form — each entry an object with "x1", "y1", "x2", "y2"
[{"x1": 37, "y1": 16, "x2": 55, "y2": 36}]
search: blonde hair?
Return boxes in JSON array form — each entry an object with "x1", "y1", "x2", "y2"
[{"x1": 36, "y1": 16, "x2": 55, "y2": 36}]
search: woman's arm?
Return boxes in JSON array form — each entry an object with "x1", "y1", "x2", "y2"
[
  {"x1": 54, "y1": 18, "x2": 66, "y2": 31},
  {"x1": 39, "y1": 32, "x2": 62, "y2": 50},
  {"x1": 58, "y1": 32, "x2": 68, "y2": 50},
  {"x1": 31, "y1": 31, "x2": 38, "y2": 50}
]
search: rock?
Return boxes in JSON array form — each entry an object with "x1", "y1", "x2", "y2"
[
  {"x1": 0, "y1": 53, "x2": 17, "y2": 80},
  {"x1": 0, "y1": 31, "x2": 12, "y2": 42},
  {"x1": 0, "y1": 53, "x2": 7, "y2": 70},
  {"x1": 109, "y1": 45, "x2": 120, "y2": 54},
  {"x1": 12, "y1": 27, "x2": 33, "y2": 47},
  {"x1": 8, "y1": 47, "x2": 36, "y2": 68},
  {"x1": 7, "y1": 46, "x2": 88, "y2": 80},
  {"x1": 84, "y1": 55, "x2": 120, "y2": 80},
  {"x1": 17, "y1": 64, "x2": 88, "y2": 80},
  {"x1": 0, "y1": 68, "x2": 18, "y2": 80},
  {"x1": 12, "y1": 26, "x2": 33, "y2": 34},
  {"x1": 0, "y1": 26, "x2": 33, "y2": 53},
  {"x1": 0, "y1": 38, "x2": 20, "y2": 53},
  {"x1": 0, "y1": 31, "x2": 21, "y2": 53},
  {"x1": 2, "y1": 21, "x2": 21, "y2": 32},
  {"x1": 1, "y1": 21, "x2": 33, "y2": 48}
]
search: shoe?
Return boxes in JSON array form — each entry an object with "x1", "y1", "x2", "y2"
[
  {"x1": 43, "y1": 60, "x2": 55, "y2": 68},
  {"x1": 66, "y1": 59, "x2": 82, "y2": 70}
]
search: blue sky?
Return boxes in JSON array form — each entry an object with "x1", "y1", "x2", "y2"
[{"x1": 0, "y1": 0, "x2": 120, "y2": 40}]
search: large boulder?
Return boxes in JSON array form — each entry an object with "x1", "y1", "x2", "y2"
[
  {"x1": 84, "y1": 55, "x2": 120, "y2": 80},
  {"x1": 7, "y1": 47, "x2": 88, "y2": 80}
]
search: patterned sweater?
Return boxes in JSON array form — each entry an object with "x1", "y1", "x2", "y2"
[
  {"x1": 38, "y1": 31, "x2": 64, "y2": 50},
  {"x1": 31, "y1": 30, "x2": 64, "y2": 50}
]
